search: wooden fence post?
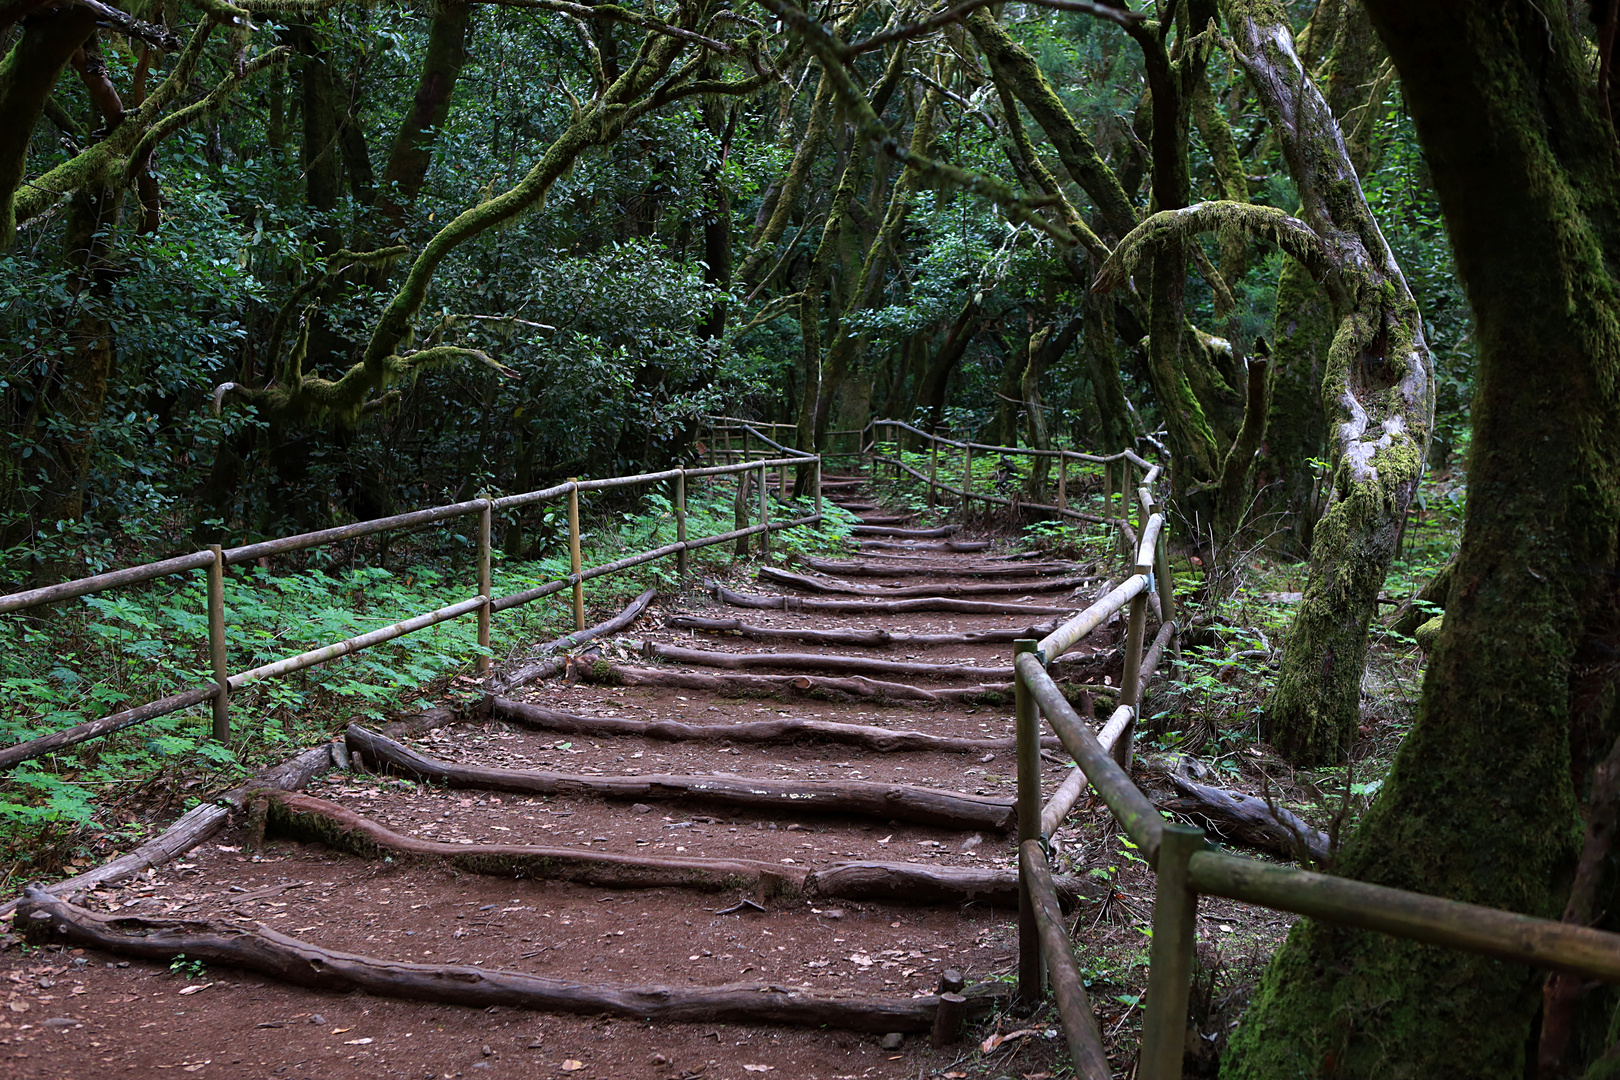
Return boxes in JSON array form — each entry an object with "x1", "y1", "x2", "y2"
[
  {"x1": 813, "y1": 457, "x2": 823, "y2": 519},
  {"x1": 928, "y1": 438, "x2": 938, "y2": 509},
  {"x1": 568, "y1": 479, "x2": 585, "y2": 632},
  {"x1": 1138, "y1": 823, "x2": 1205, "y2": 1080},
  {"x1": 1103, "y1": 459, "x2": 1114, "y2": 524},
  {"x1": 1057, "y1": 452, "x2": 1067, "y2": 513},
  {"x1": 1121, "y1": 462, "x2": 1135, "y2": 558},
  {"x1": 1015, "y1": 639, "x2": 1045, "y2": 1006},
  {"x1": 963, "y1": 443, "x2": 973, "y2": 514},
  {"x1": 1117, "y1": 556, "x2": 1151, "y2": 770},
  {"x1": 477, "y1": 500, "x2": 492, "y2": 673},
  {"x1": 207, "y1": 545, "x2": 229, "y2": 743},
  {"x1": 676, "y1": 470, "x2": 688, "y2": 577},
  {"x1": 759, "y1": 462, "x2": 770, "y2": 557}
]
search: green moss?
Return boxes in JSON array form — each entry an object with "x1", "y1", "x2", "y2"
[{"x1": 1412, "y1": 614, "x2": 1442, "y2": 652}]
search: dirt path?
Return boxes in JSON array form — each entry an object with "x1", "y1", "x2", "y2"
[{"x1": 0, "y1": 475, "x2": 1155, "y2": 1080}]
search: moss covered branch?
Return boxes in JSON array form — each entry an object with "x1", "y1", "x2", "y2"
[{"x1": 1091, "y1": 201, "x2": 1328, "y2": 293}]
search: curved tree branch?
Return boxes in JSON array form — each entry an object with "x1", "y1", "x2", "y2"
[{"x1": 1091, "y1": 201, "x2": 1329, "y2": 293}]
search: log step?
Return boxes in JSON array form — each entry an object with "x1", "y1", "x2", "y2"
[
  {"x1": 16, "y1": 889, "x2": 1010, "y2": 1033},
  {"x1": 346, "y1": 724, "x2": 1016, "y2": 831},
  {"x1": 485, "y1": 695, "x2": 1067, "y2": 752},
  {"x1": 710, "y1": 582, "x2": 1078, "y2": 617},
  {"x1": 758, "y1": 565, "x2": 1093, "y2": 598},
  {"x1": 663, "y1": 614, "x2": 1064, "y2": 649},
  {"x1": 850, "y1": 524, "x2": 962, "y2": 537},
  {"x1": 636, "y1": 640, "x2": 1110, "y2": 682}
]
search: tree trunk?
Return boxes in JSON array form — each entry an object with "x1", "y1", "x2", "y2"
[
  {"x1": 370, "y1": 1, "x2": 473, "y2": 248},
  {"x1": 0, "y1": 7, "x2": 95, "y2": 248},
  {"x1": 1218, "y1": 0, "x2": 1434, "y2": 767},
  {"x1": 293, "y1": 26, "x2": 343, "y2": 252},
  {"x1": 1225, "y1": 3, "x2": 1619, "y2": 1077}
]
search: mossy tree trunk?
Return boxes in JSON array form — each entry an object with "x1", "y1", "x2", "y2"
[
  {"x1": 1226, "y1": 4, "x2": 1620, "y2": 1077},
  {"x1": 1218, "y1": 0, "x2": 1434, "y2": 767}
]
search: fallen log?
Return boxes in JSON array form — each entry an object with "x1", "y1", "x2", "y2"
[
  {"x1": 856, "y1": 539, "x2": 990, "y2": 553},
  {"x1": 263, "y1": 790, "x2": 805, "y2": 895},
  {"x1": 575, "y1": 661, "x2": 1019, "y2": 705},
  {"x1": 637, "y1": 641, "x2": 1109, "y2": 682},
  {"x1": 486, "y1": 588, "x2": 658, "y2": 695},
  {"x1": 347, "y1": 725, "x2": 1015, "y2": 831},
  {"x1": 758, "y1": 566, "x2": 1092, "y2": 598},
  {"x1": 710, "y1": 583, "x2": 1076, "y2": 617},
  {"x1": 486, "y1": 696, "x2": 1065, "y2": 753},
  {"x1": 1160, "y1": 771, "x2": 1331, "y2": 863},
  {"x1": 796, "y1": 556, "x2": 1078, "y2": 578},
  {"x1": 664, "y1": 614, "x2": 1063, "y2": 648},
  {"x1": 849, "y1": 524, "x2": 961, "y2": 538},
  {"x1": 806, "y1": 861, "x2": 1100, "y2": 911},
  {"x1": 15, "y1": 889, "x2": 1005, "y2": 1033}
]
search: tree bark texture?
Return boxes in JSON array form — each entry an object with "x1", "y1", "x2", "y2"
[
  {"x1": 370, "y1": 1, "x2": 473, "y2": 247},
  {"x1": 1225, "y1": 3, "x2": 1620, "y2": 1076}
]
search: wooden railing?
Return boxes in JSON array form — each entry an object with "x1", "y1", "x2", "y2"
[
  {"x1": 1008, "y1": 479, "x2": 1620, "y2": 1078},
  {"x1": 0, "y1": 434, "x2": 822, "y2": 773}
]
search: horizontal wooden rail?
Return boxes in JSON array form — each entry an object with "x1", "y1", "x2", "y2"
[
  {"x1": 1038, "y1": 576, "x2": 1147, "y2": 661},
  {"x1": 1188, "y1": 850, "x2": 1620, "y2": 983},
  {"x1": 489, "y1": 516, "x2": 820, "y2": 613},
  {"x1": 228, "y1": 596, "x2": 491, "y2": 689},
  {"x1": 0, "y1": 685, "x2": 219, "y2": 771},
  {"x1": 0, "y1": 550, "x2": 217, "y2": 615},
  {"x1": 874, "y1": 418, "x2": 1154, "y2": 469},
  {"x1": 872, "y1": 451, "x2": 1111, "y2": 525}
]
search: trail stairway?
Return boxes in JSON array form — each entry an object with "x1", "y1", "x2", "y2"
[{"x1": 2, "y1": 472, "x2": 1133, "y2": 1080}]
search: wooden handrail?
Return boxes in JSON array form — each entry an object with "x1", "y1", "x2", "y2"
[{"x1": 0, "y1": 439, "x2": 824, "y2": 771}]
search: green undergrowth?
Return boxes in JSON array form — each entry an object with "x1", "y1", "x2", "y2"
[{"x1": 0, "y1": 478, "x2": 856, "y2": 881}]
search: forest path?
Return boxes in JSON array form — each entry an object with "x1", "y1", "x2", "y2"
[{"x1": 1, "y1": 473, "x2": 1128, "y2": 1080}]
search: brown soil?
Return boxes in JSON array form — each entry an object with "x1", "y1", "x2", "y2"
[{"x1": 0, "y1": 479, "x2": 1295, "y2": 1079}]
